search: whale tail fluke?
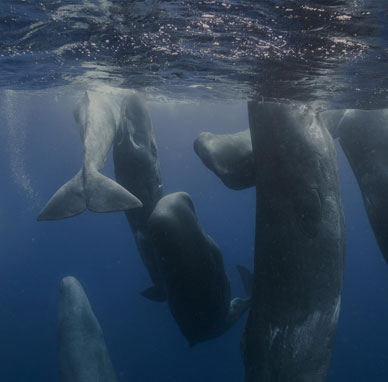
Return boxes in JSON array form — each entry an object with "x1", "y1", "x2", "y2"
[
  {"x1": 37, "y1": 170, "x2": 86, "y2": 221},
  {"x1": 236, "y1": 264, "x2": 253, "y2": 297},
  {"x1": 141, "y1": 285, "x2": 167, "y2": 302},
  {"x1": 85, "y1": 167, "x2": 143, "y2": 213},
  {"x1": 38, "y1": 168, "x2": 143, "y2": 221}
]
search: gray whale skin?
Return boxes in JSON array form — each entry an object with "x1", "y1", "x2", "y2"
[
  {"x1": 38, "y1": 90, "x2": 142, "y2": 221},
  {"x1": 192, "y1": 110, "x2": 344, "y2": 191},
  {"x1": 58, "y1": 276, "x2": 117, "y2": 382},
  {"x1": 335, "y1": 109, "x2": 388, "y2": 265},
  {"x1": 194, "y1": 130, "x2": 255, "y2": 190},
  {"x1": 149, "y1": 191, "x2": 250, "y2": 346},
  {"x1": 242, "y1": 102, "x2": 345, "y2": 382},
  {"x1": 113, "y1": 92, "x2": 166, "y2": 301},
  {"x1": 195, "y1": 108, "x2": 388, "y2": 268}
]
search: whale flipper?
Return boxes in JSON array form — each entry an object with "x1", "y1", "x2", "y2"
[
  {"x1": 236, "y1": 264, "x2": 253, "y2": 296},
  {"x1": 58, "y1": 276, "x2": 117, "y2": 382},
  {"x1": 85, "y1": 167, "x2": 143, "y2": 213},
  {"x1": 225, "y1": 266, "x2": 252, "y2": 330},
  {"x1": 141, "y1": 285, "x2": 167, "y2": 302},
  {"x1": 226, "y1": 297, "x2": 251, "y2": 330},
  {"x1": 37, "y1": 171, "x2": 86, "y2": 221}
]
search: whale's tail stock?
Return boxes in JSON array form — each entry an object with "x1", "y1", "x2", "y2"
[{"x1": 37, "y1": 168, "x2": 142, "y2": 221}]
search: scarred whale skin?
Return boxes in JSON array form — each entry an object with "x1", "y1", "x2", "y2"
[
  {"x1": 113, "y1": 93, "x2": 166, "y2": 302},
  {"x1": 149, "y1": 192, "x2": 250, "y2": 346},
  {"x1": 194, "y1": 129, "x2": 255, "y2": 190},
  {"x1": 38, "y1": 91, "x2": 142, "y2": 221},
  {"x1": 58, "y1": 276, "x2": 117, "y2": 382},
  {"x1": 242, "y1": 102, "x2": 345, "y2": 382},
  {"x1": 337, "y1": 109, "x2": 388, "y2": 265}
]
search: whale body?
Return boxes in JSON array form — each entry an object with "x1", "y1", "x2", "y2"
[
  {"x1": 113, "y1": 93, "x2": 166, "y2": 301},
  {"x1": 336, "y1": 109, "x2": 388, "y2": 265},
  {"x1": 58, "y1": 276, "x2": 117, "y2": 382},
  {"x1": 242, "y1": 102, "x2": 345, "y2": 382},
  {"x1": 38, "y1": 91, "x2": 142, "y2": 221},
  {"x1": 149, "y1": 192, "x2": 250, "y2": 346},
  {"x1": 193, "y1": 110, "x2": 345, "y2": 191}
]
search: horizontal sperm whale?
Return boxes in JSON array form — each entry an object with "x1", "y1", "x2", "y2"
[
  {"x1": 58, "y1": 276, "x2": 117, "y2": 382},
  {"x1": 149, "y1": 192, "x2": 251, "y2": 346},
  {"x1": 38, "y1": 91, "x2": 142, "y2": 221},
  {"x1": 113, "y1": 93, "x2": 166, "y2": 301},
  {"x1": 242, "y1": 102, "x2": 345, "y2": 382},
  {"x1": 335, "y1": 109, "x2": 388, "y2": 265}
]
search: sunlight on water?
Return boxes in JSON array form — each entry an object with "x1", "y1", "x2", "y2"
[{"x1": 1, "y1": 0, "x2": 387, "y2": 107}]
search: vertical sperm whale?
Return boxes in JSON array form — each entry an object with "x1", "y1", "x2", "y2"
[
  {"x1": 242, "y1": 102, "x2": 345, "y2": 382},
  {"x1": 58, "y1": 276, "x2": 117, "y2": 382},
  {"x1": 113, "y1": 93, "x2": 166, "y2": 301},
  {"x1": 37, "y1": 91, "x2": 142, "y2": 221},
  {"x1": 149, "y1": 192, "x2": 251, "y2": 345},
  {"x1": 193, "y1": 110, "x2": 345, "y2": 191},
  {"x1": 336, "y1": 109, "x2": 388, "y2": 265}
]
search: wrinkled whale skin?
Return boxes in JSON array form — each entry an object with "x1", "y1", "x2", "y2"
[
  {"x1": 58, "y1": 276, "x2": 117, "y2": 382},
  {"x1": 113, "y1": 92, "x2": 166, "y2": 301},
  {"x1": 337, "y1": 109, "x2": 388, "y2": 264},
  {"x1": 194, "y1": 129, "x2": 255, "y2": 190},
  {"x1": 242, "y1": 102, "x2": 345, "y2": 382},
  {"x1": 149, "y1": 192, "x2": 250, "y2": 346}
]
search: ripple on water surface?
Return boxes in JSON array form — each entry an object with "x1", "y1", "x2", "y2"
[{"x1": 0, "y1": 0, "x2": 387, "y2": 108}]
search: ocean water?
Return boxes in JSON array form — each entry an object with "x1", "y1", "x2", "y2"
[{"x1": 1, "y1": 1, "x2": 388, "y2": 381}]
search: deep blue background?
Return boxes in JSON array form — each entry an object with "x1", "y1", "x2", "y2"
[{"x1": 0, "y1": 90, "x2": 387, "y2": 381}]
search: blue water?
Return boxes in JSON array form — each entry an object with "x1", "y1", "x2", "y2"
[
  {"x1": 1, "y1": 1, "x2": 388, "y2": 381},
  {"x1": 1, "y1": 90, "x2": 388, "y2": 381}
]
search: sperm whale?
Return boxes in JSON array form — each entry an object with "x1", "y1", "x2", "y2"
[
  {"x1": 38, "y1": 90, "x2": 142, "y2": 221},
  {"x1": 113, "y1": 93, "x2": 166, "y2": 301},
  {"x1": 242, "y1": 102, "x2": 345, "y2": 382},
  {"x1": 149, "y1": 192, "x2": 251, "y2": 346},
  {"x1": 58, "y1": 276, "x2": 117, "y2": 382}
]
